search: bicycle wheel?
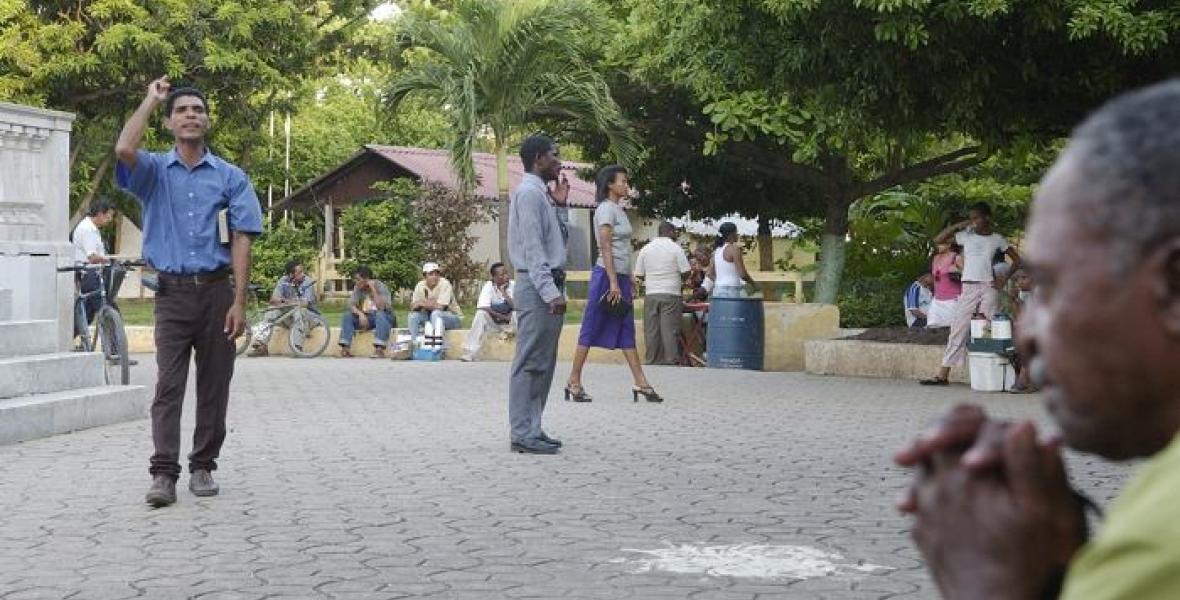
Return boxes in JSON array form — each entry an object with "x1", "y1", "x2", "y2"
[
  {"x1": 289, "y1": 311, "x2": 332, "y2": 358},
  {"x1": 94, "y1": 307, "x2": 130, "y2": 385},
  {"x1": 74, "y1": 300, "x2": 93, "y2": 352},
  {"x1": 236, "y1": 308, "x2": 265, "y2": 356}
]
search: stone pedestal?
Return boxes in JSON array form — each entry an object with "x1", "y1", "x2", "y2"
[{"x1": 0, "y1": 101, "x2": 147, "y2": 445}]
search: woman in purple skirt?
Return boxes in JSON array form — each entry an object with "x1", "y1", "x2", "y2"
[{"x1": 564, "y1": 166, "x2": 663, "y2": 403}]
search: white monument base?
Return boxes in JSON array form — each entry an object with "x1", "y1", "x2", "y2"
[{"x1": 0, "y1": 101, "x2": 146, "y2": 445}]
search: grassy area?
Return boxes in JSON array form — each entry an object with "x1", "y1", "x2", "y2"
[{"x1": 117, "y1": 298, "x2": 585, "y2": 328}]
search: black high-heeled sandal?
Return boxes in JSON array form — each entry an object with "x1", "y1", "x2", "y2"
[
  {"x1": 564, "y1": 384, "x2": 592, "y2": 402},
  {"x1": 632, "y1": 386, "x2": 663, "y2": 403}
]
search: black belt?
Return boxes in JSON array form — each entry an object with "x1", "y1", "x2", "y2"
[{"x1": 157, "y1": 268, "x2": 231, "y2": 287}]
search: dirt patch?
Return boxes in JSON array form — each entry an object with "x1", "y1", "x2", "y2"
[{"x1": 845, "y1": 327, "x2": 950, "y2": 346}]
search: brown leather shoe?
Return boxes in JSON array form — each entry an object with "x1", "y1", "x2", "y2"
[
  {"x1": 189, "y1": 469, "x2": 219, "y2": 497},
  {"x1": 145, "y1": 475, "x2": 177, "y2": 507},
  {"x1": 339, "y1": 346, "x2": 353, "y2": 358},
  {"x1": 371, "y1": 346, "x2": 386, "y2": 359}
]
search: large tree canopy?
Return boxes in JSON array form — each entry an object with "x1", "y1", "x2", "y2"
[
  {"x1": 1, "y1": 0, "x2": 383, "y2": 221},
  {"x1": 606, "y1": 0, "x2": 1179, "y2": 301}
]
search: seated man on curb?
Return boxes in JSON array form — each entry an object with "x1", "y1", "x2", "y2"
[
  {"x1": 903, "y1": 270, "x2": 934, "y2": 328},
  {"x1": 249, "y1": 259, "x2": 318, "y2": 357},
  {"x1": 894, "y1": 80, "x2": 1180, "y2": 600},
  {"x1": 408, "y1": 262, "x2": 462, "y2": 342},
  {"x1": 338, "y1": 265, "x2": 395, "y2": 358},
  {"x1": 460, "y1": 262, "x2": 515, "y2": 362}
]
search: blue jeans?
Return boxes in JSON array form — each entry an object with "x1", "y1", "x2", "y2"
[
  {"x1": 407, "y1": 309, "x2": 461, "y2": 338},
  {"x1": 339, "y1": 310, "x2": 394, "y2": 347}
]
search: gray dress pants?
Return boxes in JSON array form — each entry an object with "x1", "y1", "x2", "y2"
[{"x1": 508, "y1": 276, "x2": 564, "y2": 442}]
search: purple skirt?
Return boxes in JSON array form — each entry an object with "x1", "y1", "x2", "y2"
[{"x1": 577, "y1": 266, "x2": 636, "y2": 350}]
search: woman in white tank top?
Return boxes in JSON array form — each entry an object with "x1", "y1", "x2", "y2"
[{"x1": 707, "y1": 222, "x2": 754, "y2": 297}]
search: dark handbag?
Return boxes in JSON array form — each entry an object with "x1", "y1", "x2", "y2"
[{"x1": 598, "y1": 291, "x2": 631, "y2": 318}]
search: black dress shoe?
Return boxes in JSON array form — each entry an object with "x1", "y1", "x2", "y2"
[
  {"x1": 537, "y1": 432, "x2": 562, "y2": 447},
  {"x1": 510, "y1": 439, "x2": 559, "y2": 454}
]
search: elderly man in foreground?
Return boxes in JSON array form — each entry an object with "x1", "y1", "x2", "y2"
[{"x1": 895, "y1": 80, "x2": 1180, "y2": 599}]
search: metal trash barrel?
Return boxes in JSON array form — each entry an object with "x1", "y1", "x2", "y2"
[{"x1": 706, "y1": 297, "x2": 764, "y2": 370}]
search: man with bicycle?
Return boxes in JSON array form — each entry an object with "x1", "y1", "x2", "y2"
[
  {"x1": 248, "y1": 259, "x2": 319, "y2": 357},
  {"x1": 71, "y1": 199, "x2": 118, "y2": 321},
  {"x1": 115, "y1": 76, "x2": 263, "y2": 508}
]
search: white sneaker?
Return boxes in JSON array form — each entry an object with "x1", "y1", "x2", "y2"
[{"x1": 460, "y1": 353, "x2": 475, "y2": 362}]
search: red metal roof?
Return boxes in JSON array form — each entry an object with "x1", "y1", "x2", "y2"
[{"x1": 367, "y1": 145, "x2": 602, "y2": 209}]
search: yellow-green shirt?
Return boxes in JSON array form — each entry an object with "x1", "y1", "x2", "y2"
[{"x1": 1061, "y1": 432, "x2": 1180, "y2": 599}]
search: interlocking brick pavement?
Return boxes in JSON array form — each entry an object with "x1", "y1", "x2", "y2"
[{"x1": 0, "y1": 356, "x2": 1132, "y2": 599}]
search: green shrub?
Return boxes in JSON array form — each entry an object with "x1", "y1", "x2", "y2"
[
  {"x1": 838, "y1": 277, "x2": 907, "y2": 328},
  {"x1": 337, "y1": 194, "x2": 421, "y2": 290}
]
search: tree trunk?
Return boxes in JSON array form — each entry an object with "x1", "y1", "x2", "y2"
[
  {"x1": 815, "y1": 197, "x2": 850, "y2": 304},
  {"x1": 71, "y1": 152, "x2": 115, "y2": 228},
  {"x1": 495, "y1": 142, "x2": 512, "y2": 270},
  {"x1": 757, "y1": 214, "x2": 774, "y2": 299}
]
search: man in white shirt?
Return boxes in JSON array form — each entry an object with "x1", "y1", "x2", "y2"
[
  {"x1": 460, "y1": 262, "x2": 516, "y2": 362},
  {"x1": 634, "y1": 222, "x2": 691, "y2": 365},
  {"x1": 408, "y1": 261, "x2": 463, "y2": 342},
  {"x1": 922, "y1": 202, "x2": 1021, "y2": 385},
  {"x1": 71, "y1": 200, "x2": 117, "y2": 319}
]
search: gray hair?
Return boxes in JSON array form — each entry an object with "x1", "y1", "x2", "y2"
[{"x1": 1067, "y1": 80, "x2": 1180, "y2": 267}]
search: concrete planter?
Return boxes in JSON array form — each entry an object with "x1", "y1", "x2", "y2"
[
  {"x1": 804, "y1": 338, "x2": 968, "y2": 383},
  {"x1": 127, "y1": 302, "x2": 841, "y2": 371}
]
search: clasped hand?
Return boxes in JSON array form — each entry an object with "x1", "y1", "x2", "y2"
[{"x1": 894, "y1": 404, "x2": 1089, "y2": 600}]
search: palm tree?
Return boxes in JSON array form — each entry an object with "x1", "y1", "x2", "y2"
[{"x1": 386, "y1": 0, "x2": 639, "y2": 266}]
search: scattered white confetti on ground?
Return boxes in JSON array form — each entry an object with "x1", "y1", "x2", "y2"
[{"x1": 614, "y1": 544, "x2": 893, "y2": 580}]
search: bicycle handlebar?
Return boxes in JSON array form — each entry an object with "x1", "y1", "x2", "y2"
[{"x1": 56, "y1": 259, "x2": 146, "y2": 273}]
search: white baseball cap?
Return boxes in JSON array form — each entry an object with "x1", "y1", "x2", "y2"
[{"x1": 422, "y1": 262, "x2": 441, "y2": 274}]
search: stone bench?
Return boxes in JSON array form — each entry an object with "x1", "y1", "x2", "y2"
[
  {"x1": 125, "y1": 302, "x2": 840, "y2": 371},
  {"x1": 804, "y1": 338, "x2": 968, "y2": 383}
]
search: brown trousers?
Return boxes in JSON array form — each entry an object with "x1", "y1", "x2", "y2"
[
  {"x1": 150, "y1": 277, "x2": 236, "y2": 479},
  {"x1": 643, "y1": 294, "x2": 683, "y2": 365}
]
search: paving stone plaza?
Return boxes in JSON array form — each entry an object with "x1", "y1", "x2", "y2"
[{"x1": 0, "y1": 357, "x2": 1132, "y2": 599}]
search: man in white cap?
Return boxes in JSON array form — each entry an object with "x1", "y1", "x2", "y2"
[{"x1": 408, "y1": 261, "x2": 463, "y2": 343}]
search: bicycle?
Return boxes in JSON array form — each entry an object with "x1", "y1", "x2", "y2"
[
  {"x1": 235, "y1": 284, "x2": 332, "y2": 358},
  {"x1": 57, "y1": 259, "x2": 144, "y2": 385}
]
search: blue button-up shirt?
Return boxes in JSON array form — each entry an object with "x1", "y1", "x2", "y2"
[{"x1": 116, "y1": 148, "x2": 264, "y2": 275}]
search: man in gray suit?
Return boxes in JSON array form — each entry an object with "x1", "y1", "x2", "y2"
[{"x1": 508, "y1": 134, "x2": 570, "y2": 454}]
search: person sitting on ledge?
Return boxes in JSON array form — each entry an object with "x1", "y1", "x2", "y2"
[
  {"x1": 248, "y1": 259, "x2": 318, "y2": 357},
  {"x1": 460, "y1": 262, "x2": 515, "y2": 362},
  {"x1": 338, "y1": 265, "x2": 395, "y2": 358},
  {"x1": 408, "y1": 262, "x2": 462, "y2": 344}
]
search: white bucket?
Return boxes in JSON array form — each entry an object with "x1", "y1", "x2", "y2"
[
  {"x1": 970, "y1": 319, "x2": 989, "y2": 339},
  {"x1": 968, "y1": 352, "x2": 1017, "y2": 392},
  {"x1": 991, "y1": 318, "x2": 1013, "y2": 340}
]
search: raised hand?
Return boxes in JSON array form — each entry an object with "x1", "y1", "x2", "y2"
[
  {"x1": 550, "y1": 174, "x2": 570, "y2": 206},
  {"x1": 147, "y1": 76, "x2": 171, "y2": 103}
]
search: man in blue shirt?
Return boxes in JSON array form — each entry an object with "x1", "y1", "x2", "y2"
[{"x1": 115, "y1": 76, "x2": 263, "y2": 507}]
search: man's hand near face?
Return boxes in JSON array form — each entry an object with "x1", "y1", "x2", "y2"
[{"x1": 907, "y1": 421, "x2": 1088, "y2": 600}]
